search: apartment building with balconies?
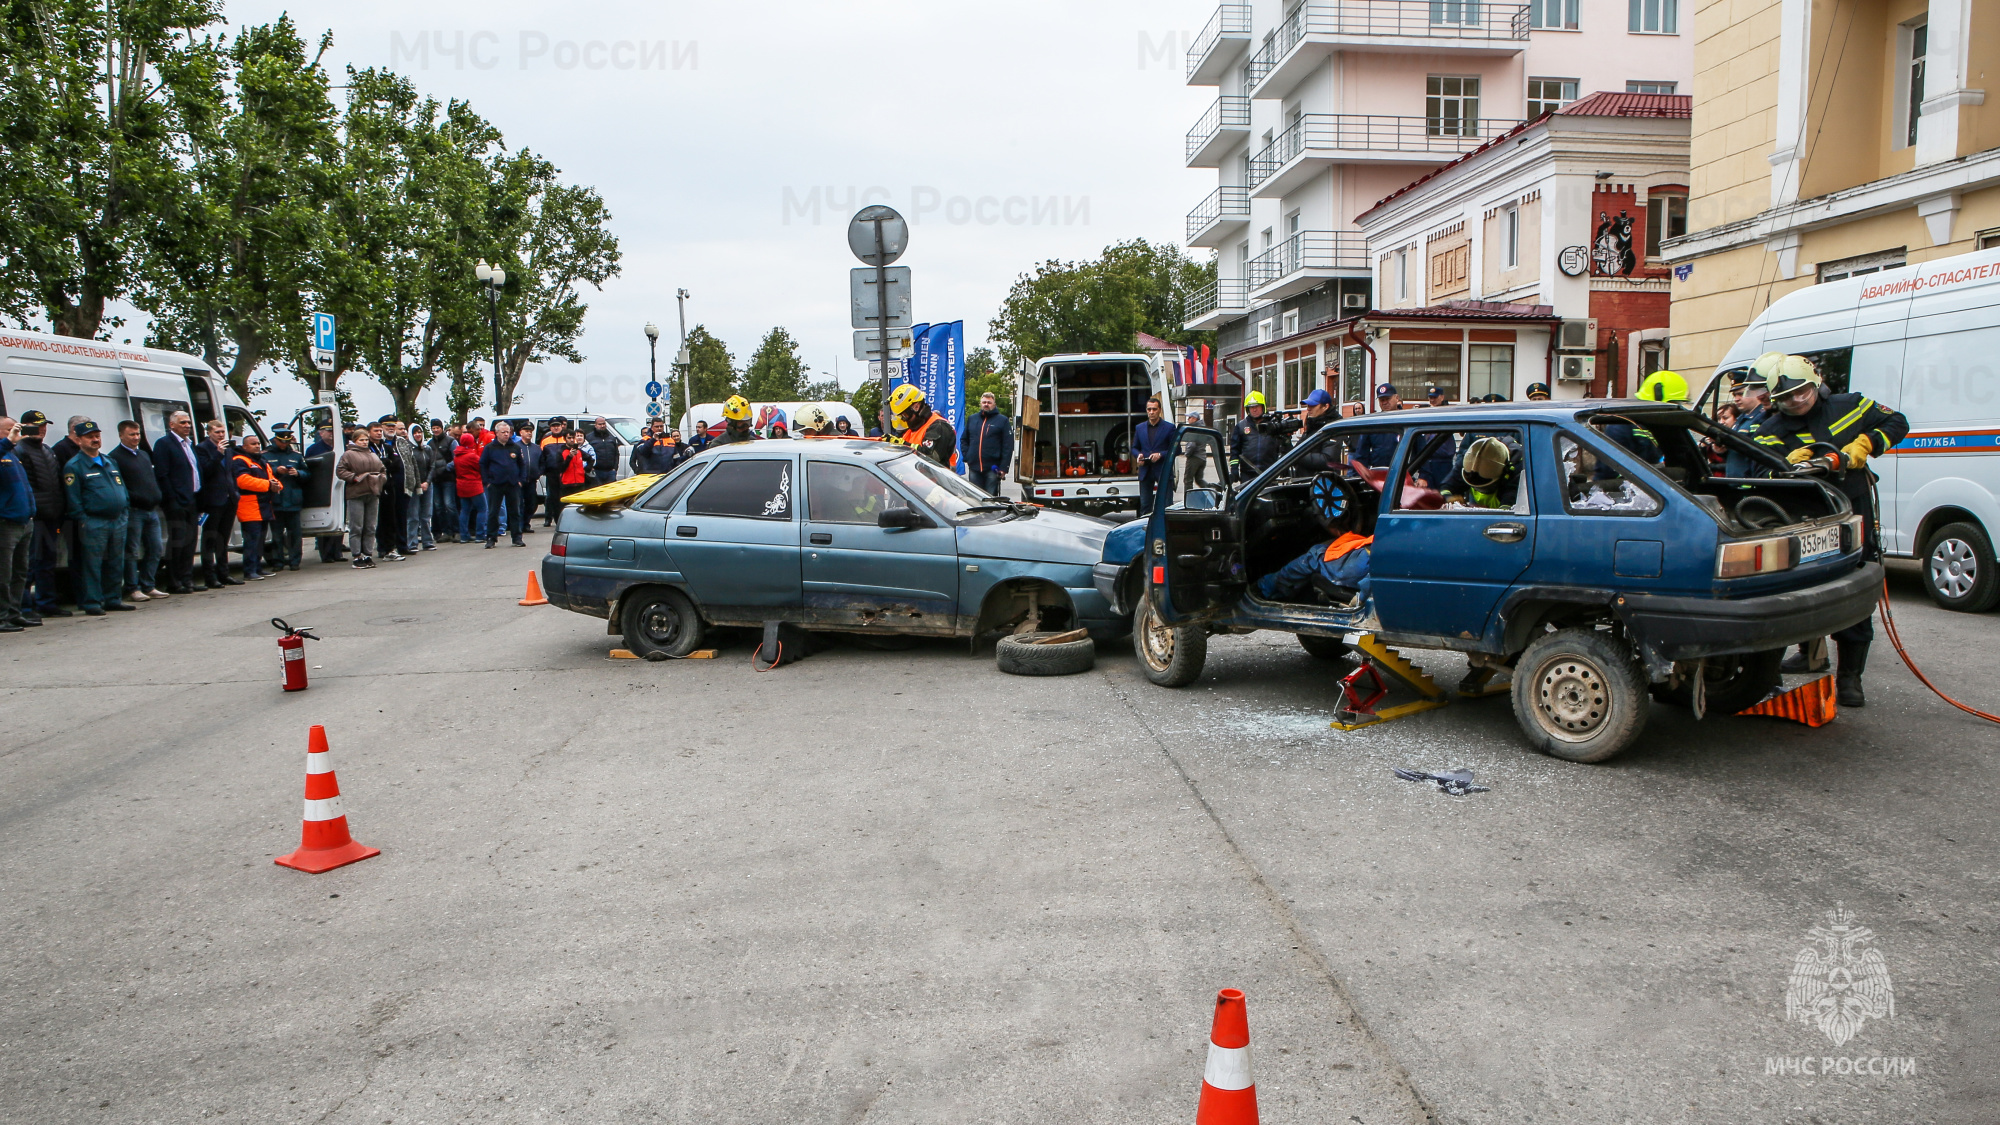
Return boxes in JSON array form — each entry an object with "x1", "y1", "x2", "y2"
[
  {"x1": 1661, "y1": 0, "x2": 2000, "y2": 385},
  {"x1": 1182, "y1": 0, "x2": 1694, "y2": 413}
]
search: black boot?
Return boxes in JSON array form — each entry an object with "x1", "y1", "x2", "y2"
[
  {"x1": 1781, "y1": 638, "x2": 1829, "y2": 674},
  {"x1": 1835, "y1": 639, "x2": 1869, "y2": 708}
]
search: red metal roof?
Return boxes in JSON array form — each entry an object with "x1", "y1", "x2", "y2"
[
  {"x1": 1556, "y1": 91, "x2": 1692, "y2": 119},
  {"x1": 1357, "y1": 92, "x2": 1692, "y2": 220}
]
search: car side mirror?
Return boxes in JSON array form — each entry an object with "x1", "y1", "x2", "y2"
[{"x1": 879, "y1": 506, "x2": 928, "y2": 530}]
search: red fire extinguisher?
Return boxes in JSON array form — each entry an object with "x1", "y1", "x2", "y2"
[{"x1": 272, "y1": 617, "x2": 320, "y2": 692}]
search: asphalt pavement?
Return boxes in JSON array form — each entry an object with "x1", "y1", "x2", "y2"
[{"x1": 1, "y1": 541, "x2": 1993, "y2": 1124}]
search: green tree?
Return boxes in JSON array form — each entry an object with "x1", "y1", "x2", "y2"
[
  {"x1": 444, "y1": 358, "x2": 484, "y2": 423},
  {"x1": 667, "y1": 324, "x2": 737, "y2": 424},
  {"x1": 1, "y1": 0, "x2": 227, "y2": 336},
  {"x1": 488, "y1": 158, "x2": 621, "y2": 413},
  {"x1": 138, "y1": 17, "x2": 337, "y2": 401},
  {"x1": 849, "y1": 376, "x2": 882, "y2": 434},
  {"x1": 742, "y1": 326, "x2": 807, "y2": 401},
  {"x1": 988, "y1": 239, "x2": 1214, "y2": 371}
]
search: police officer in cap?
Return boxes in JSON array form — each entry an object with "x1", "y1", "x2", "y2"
[
  {"x1": 1525, "y1": 382, "x2": 1552, "y2": 401},
  {"x1": 1754, "y1": 354, "x2": 1908, "y2": 706},
  {"x1": 61, "y1": 420, "x2": 133, "y2": 614}
]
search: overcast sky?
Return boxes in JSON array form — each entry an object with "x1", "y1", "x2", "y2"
[{"x1": 187, "y1": 0, "x2": 1215, "y2": 424}]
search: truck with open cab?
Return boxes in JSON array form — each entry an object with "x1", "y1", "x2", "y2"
[
  {"x1": 1096, "y1": 400, "x2": 1880, "y2": 762},
  {"x1": 1014, "y1": 352, "x2": 1180, "y2": 515}
]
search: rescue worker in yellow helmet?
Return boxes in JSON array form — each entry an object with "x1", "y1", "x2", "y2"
[
  {"x1": 889, "y1": 384, "x2": 957, "y2": 468},
  {"x1": 1750, "y1": 354, "x2": 1908, "y2": 707},
  {"x1": 712, "y1": 395, "x2": 760, "y2": 447},
  {"x1": 1450, "y1": 434, "x2": 1524, "y2": 509},
  {"x1": 1228, "y1": 390, "x2": 1297, "y2": 482},
  {"x1": 1635, "y1": 369, "x2": 1689, "y2": 404}
]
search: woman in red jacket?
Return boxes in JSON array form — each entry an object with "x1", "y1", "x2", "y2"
[
  {"x1": 453, "y1": 433, "x2": 486, "y2": 542},
  {"x1": 232, "y1": 435, "x2": 282, "y2": 580}
]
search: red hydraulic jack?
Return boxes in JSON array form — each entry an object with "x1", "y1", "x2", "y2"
[
  {"x1": 273, "y1": 617, "x2": 319, "y2": 692},
  {"x1": 1331, "y1": 634, "x2": 1453, "y2": 731}
]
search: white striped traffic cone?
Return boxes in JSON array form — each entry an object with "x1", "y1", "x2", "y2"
[
  {"x1": 1196, "y1": 988, "x2": 1257, "y2": 1124},
  {"x1": 274, "y1": 726, "x2": 381, "y2": 874}
]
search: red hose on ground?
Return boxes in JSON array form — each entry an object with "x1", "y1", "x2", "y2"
[{"x1": 1877, "y1": 575, "x2": 2000, "y2": 724}]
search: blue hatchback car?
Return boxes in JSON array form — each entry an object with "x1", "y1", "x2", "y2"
[
  {"x1": 541, "y1": 439, "x2": 1126, "y2": 655},
  {"x1": 1093, "y1": 401, "x2": 1882, "y2": 762}
]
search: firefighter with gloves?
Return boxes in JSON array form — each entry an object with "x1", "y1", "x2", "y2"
[
  {"x1": 1753, "y1": 353, "x2": 1907, "y2": 708},
  {"x1": 712, "y1": 395, "x2": 761, "y2": 447},
  {"x1": 889, "y1": 384, "x2": 958, "y2": 468},
  {"x1": 1255, "y1": 474, "x2": 1373, "y2": 606}
]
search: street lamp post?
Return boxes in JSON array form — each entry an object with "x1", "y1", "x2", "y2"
[
  {"x1": 675, "y1": 288, "x2": 691, "y2": 435},
  {"x1": 645, "y1": 321, "x2": 660, "y2": 425},
  {"x1": 474, "y1": 259, "x2": 507, "y2": 411}
]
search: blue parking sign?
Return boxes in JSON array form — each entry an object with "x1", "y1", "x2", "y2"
[{"x1": 313, "y1": 312, "x2": 336, "y2": 352}]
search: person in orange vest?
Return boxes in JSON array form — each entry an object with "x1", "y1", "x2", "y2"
[
  {"x1": 888, "y1": 384, "x2": 956, "y2": 468},
  {"x1": 1253, "y1": 473, "x2": 1371, "y2": 605},
  {"x1": 230, "y1": 433, "x2": 283, "y2": 580}
]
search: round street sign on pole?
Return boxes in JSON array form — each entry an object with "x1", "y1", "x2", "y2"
[
  {"x1": 645, "y1": 380, "x2": 664, "y2": 399},
  {"x1": 847, "y1": 206, "x2": 908, "y2": 266},
  {"x1": 646, "y1": 401, "x2": 665, "y2": 418}
]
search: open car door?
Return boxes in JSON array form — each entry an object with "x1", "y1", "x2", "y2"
[
  {"x1": 1148, "y1": 426, "x2": 1242, "y2": 623},
  {"x1": 289, "y1": 404, "x2": 345, "y2": 541}
]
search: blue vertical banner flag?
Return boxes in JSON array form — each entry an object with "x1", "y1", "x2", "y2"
[
  {"x1": 901, "y1": 322, "x2": 929, "y2": 397},
  {"x1": 942, "y1": 321, "x2": 966, "y2": 472}
]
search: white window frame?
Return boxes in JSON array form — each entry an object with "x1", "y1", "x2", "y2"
[
  {"x1": 1257, "y1": 318, "x2": 1275, "y2": 345},
  {"x1": 1283, "y1": 309, "x2": 1300, "y2": 336},
  {"x1": 1396, "y1": 248, "x2": 1410, "y2": 300},
  {"x1": 1529, "y1": 0, "x2": 1578, "y2": 30},
  {"x1": 1895, "y1": 18, "x2": 1927, "y2": 151},
  {"x1": 1527, "y1": 77, "x2": 1578, "y2": 117},
  {"x1": 1627, "y1": 0, "x2": 1678, "y2": 34},
  {"x1": 1504, "y1": 206, "x2": 1521, "y2": 268},
  {"x1": 1427, "y1": 75, "x2": 1482, "y2": 137},
  {"x1": 1625, "y1": 81, "x2": 1678, "y2": 94}
]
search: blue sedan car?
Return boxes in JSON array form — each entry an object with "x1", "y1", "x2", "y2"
[
  {"x1": 1092, "y1": 402, "x2": 1881, "y2": 762},
  {"x1": 541, "y1": 439, "x2": 1127, "y2": 656}
]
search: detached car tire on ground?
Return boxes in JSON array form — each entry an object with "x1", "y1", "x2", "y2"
[{"x1": 995, "y1": 631, "x2": 1096, "y2": 676}]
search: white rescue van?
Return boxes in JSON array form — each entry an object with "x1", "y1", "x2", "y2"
[
  {"x1": 1703, "y1": 247, "x2": 2000, "y2": 611},
  {"x1": 0, "y1": 329, "x2": 347, "y2": 547}
]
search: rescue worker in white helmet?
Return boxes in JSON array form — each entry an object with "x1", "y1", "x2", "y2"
[
  {"x1": 712, "y1": 395, "x2": 760, "y2": 447},
  {"x1": 1751, "y1": 353, "x2": 1908, "y2": 707},
  {"x1": 793, "y1": 404, "x2": 835, "y2": 437},
  {"x1": 889, "y1": 384, "x2": 957, "y2": 468},
  {"x1": 1449, "y1": 433, "x2": 1524, "y2": 509}
]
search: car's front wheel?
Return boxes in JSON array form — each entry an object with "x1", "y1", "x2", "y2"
[
  {"x1": 1296, "y1": 633, "x2": 1351, "y2": 660},
  {"x1": 620, "y1": 587, "x2": 705, "y2": 659},
  {"x1": 1512, "y1": 627, "x2": 1649, "y2": 763},
  {"x1": 1923, "y1": 521, "x2": 1999, "y2": 612},
  {"x1": 1133, "y1": 584, "x2": 1207, "y2": 687}
]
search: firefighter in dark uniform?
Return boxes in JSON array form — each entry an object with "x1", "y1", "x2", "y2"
[
  {"x1": 1751, "y1": 354, "x2": 1908, "y2": 708},
  {"x1": 711, "y1": 395, "x2": 761, "y2": 448}
]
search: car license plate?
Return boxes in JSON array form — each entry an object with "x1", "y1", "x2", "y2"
[{"x1": 1797, "y1": 525, "x2": 1841, "y2": 562}]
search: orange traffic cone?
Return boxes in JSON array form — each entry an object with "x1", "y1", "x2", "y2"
[
  {"x1": 1736, "y1": 674, "x2": 1837, "y2": 727},
  {"x1": 1196, "y1": 988, "x2": 1258, "y2": 1125},
  {"x1": 275, "y1": 726, "x2": 381, "y2": 874},
  {"x1": 519, "y1": 570, "x2": 548, "y2": 606}
]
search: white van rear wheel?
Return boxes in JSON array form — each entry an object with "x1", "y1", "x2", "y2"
[{"x1": 1923, "y1": 521, "x2": 1999, "y2": 613}]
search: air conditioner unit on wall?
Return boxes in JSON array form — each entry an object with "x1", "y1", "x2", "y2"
[
  {"x1": 1557, "y1": 318, "x2": 1599, "y2": 352},
  {"x1": 1557, "y1": 354, "x2": 1596, "y2": 383},
  {"x1": 1343, "y1": 293, "x2": 1368, "y2": 309}
]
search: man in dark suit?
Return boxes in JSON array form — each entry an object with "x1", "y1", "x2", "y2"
[
  {"x1": 194, "y1": 418, "x2": 241, "y2": 587},
  {"x1": 152, "y1": 411, "x2": 202, "y2": 593}
]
